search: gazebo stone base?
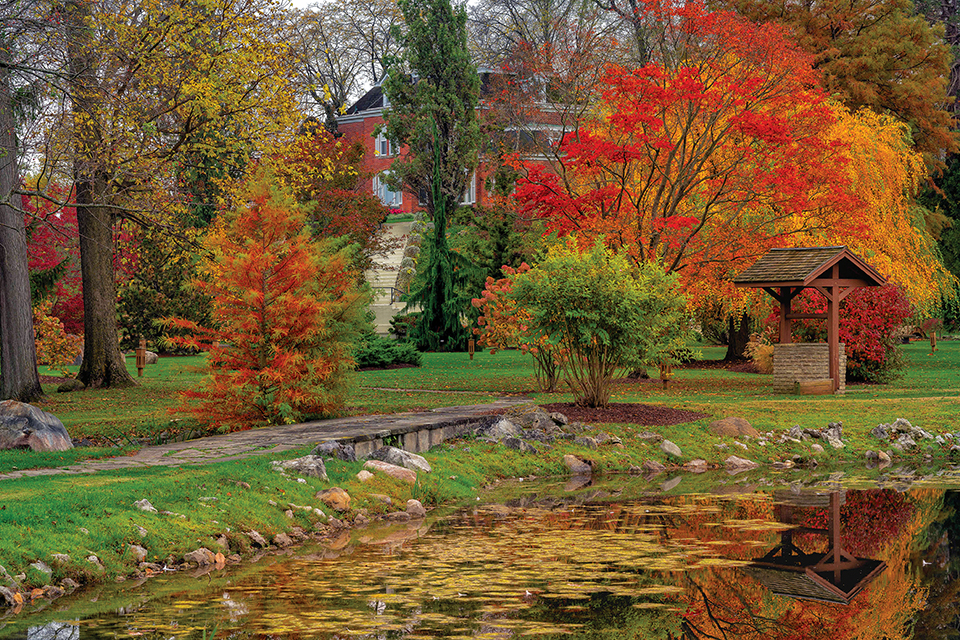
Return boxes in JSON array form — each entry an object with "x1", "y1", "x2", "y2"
[{"x1": 773, "y1": 343, "x2": 845, "y2": 395}]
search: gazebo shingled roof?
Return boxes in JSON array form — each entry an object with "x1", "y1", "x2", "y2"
[{"x1": 734, "y1": 246, "x2": 886, "y2": 288}]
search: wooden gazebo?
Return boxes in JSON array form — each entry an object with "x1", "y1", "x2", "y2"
[{"x1": 734, "y1": 247, "x2": 886, "y2": 393}]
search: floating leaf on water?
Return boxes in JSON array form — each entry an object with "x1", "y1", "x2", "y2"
[
  {"x1": 688, "y1": 558, "x2": 751, "y2": 568},
  {"x1": 519, "y1": 623, "x2": 578, "y2": 634},
  {"x1": 633, "y1": 585, "x2": 684, "y2": 595}
]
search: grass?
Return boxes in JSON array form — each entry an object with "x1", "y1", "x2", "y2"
[
  {"x1": 23, "y1": 341, "x2": 960, "y2": 470},
  {"x1": 2, "y1": 339, "x2": 959, "y2": 594}
]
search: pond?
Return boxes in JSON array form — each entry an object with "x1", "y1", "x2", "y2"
[{"x1": 3, "y1": 473, "x2": 959, "y2": 639}]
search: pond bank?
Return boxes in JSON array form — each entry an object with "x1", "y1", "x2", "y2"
[{"x1": 0, "y1": 401, "x2": 954, "y2": 621}]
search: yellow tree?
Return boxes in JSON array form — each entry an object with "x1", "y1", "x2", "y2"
[
  {"x1": 53, "y1": 0, "x2": 301, "y2": 388},
  {"x1": 820, "y1": 106, "x2": 952, "y2": 314}
]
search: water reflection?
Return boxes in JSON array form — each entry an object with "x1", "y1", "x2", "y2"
[
  {"x1": 0, "y1": 483, "x2": 954, "y2": 639},
  {"x1": 745, "y1": 491, "x2": 886, "y2": 604}
]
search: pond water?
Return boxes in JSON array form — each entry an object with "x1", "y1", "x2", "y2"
[{"x1": 3, "y1": 474, "x2": 960, "y2": 639}]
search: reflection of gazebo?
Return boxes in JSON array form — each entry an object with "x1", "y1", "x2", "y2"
[
  {"x1": 743, "y1": 492, "x2": 886, "y2": 604},
  {"x1": 734, "y1": 246, "x2": 886, "y2": 394}
]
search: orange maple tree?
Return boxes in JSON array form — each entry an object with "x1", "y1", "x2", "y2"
[{"x1": 163, "y1": 170, "x2": 367, "y2": 430}]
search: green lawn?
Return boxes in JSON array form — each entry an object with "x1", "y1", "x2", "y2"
[{"x1": 22, "y1": 339, "x2": 960, "y2": 470}]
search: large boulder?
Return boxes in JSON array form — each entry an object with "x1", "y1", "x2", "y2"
[
  {"x1": 475, "y1": 417, "x2": 521, "y2": 441},
  {"x1": 311, "y1": 441, "x2": 357, "y2": 462},
  {"x1": 562, "y1": 454, "x2": 592, "y2": 475},
  {"x1": 367, "y1": 446, "x2": 431, "y2": 473},
  {"x1": 708, "y1": 417, "x2": 759, "y2": 438},
  {"x1": 363, "y1": 460, "x2": 417, "y2": 484},
  {"x1": 316, "y1": 487, "x2": 351, "y2": 512},
  {"x1": 724, "y1": 455, "x2": 759, "y2": 471},
  {"x1": 272, "y1": 455, "x2": 328, "y2": 480},
  {"x1": 0, "y1": 400, "x2": 72, "y2": 452},
  {"x1": 502, "y1": 404, "x2": 561, "y2": 433}
]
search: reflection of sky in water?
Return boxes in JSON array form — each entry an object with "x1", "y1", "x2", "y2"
[
  {"x1": 26, "y1": 623, "x2": 77, "y2": 640},
  {"x1": 0, "y1": 485, "x2": 949, "y2": 639}
]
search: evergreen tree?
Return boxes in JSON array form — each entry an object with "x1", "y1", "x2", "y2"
[{"x1": 382, "y1": 0, "x2": 482, "y2": 351}]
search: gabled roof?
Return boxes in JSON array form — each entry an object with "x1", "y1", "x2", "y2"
[
  {"x1": 345, "y1": 85, "x2": 385, "y2": 115},
  {"x1": 734, "y1": 246, "x2": 886, "y2": 288}
]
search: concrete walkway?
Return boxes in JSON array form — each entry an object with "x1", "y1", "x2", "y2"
[
  {"x1": 365, "y1": 221, "x2": 413, "y2": 335},
  {"x1": 0, "y1": 397, "x2": 530, "y2": 481}
]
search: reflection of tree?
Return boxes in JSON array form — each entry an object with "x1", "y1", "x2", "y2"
[
  {"x1": 795, "y1": 490, "x2": 916, "y2": 557},
  {"x1": 910, "y1": 490, "x2": 960, "y2": 640}
]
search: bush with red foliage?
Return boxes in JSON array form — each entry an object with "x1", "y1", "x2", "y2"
[{"x1": 772, "y1": 284, "x2": 913, "y2": 383}]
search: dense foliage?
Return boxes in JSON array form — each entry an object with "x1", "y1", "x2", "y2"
[
  {"x1": 778, "y1": 285, "x2": 914, "y2": 383},
  {"x1": 472, "y1": 263, "x2": 561, "y2": 392},
  {"x1": 32, "y1": 300, "x2": 82, "y2": 377},
  {"x1": 354, "y1": 335, "x2": 423, "y2": 369}
]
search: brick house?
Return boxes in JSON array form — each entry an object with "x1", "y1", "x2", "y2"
[{"x1": 336, "y1": 71, "x2": 570, "y2": 214}]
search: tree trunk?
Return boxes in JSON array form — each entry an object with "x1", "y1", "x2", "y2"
[
  {"x1": 0, "y1": 43, "x2": 43, "y2": 402},
  {"x1": 67, "y1": 0, "x2": 135, "y2": 389},
  {"x1": 724, "y1": 312, "x2": 752, "y2": 361}
]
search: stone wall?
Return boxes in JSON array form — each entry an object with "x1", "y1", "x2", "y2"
[{"x1": 773, "y1": 343, "x2": 846, "y2": 394}]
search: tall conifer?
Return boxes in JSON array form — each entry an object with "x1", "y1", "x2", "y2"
[{"x1": 382, "y1": 0, "x2": 482, "y2": 351}]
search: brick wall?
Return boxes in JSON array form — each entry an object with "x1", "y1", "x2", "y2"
[{"x1": 772, "y1": 343, "x2": 846, "y2": 394}]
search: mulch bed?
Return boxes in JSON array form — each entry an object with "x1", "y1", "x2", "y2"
[{"x1": 540, "y1": 402, "x2": 708, "y2": 426}]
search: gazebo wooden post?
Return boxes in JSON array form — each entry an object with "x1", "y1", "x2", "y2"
[
  {"x1": 780, "y1": 287, "x2": 792, "y2": 344},
  {"x1": 827, "y1": 265, "x2": 841, "y2": 392}
]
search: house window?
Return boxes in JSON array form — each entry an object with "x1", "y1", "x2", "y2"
[
  {"x1": 418, "y1": 187, "x2": 429, "y2": 206},
  {"x1": 373, "y1": 173, "x2": 402, "y2": 207},
  {"x1": 460, "y1": 171, "x2": 476, "y2": 205},
  {"x1": 375, "y1": 131, "x2": 393, "y2": 157}
]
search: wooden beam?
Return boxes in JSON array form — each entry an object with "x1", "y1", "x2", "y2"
[{"x1": 785, "y1": 313, "x2": 828, "y2": 320}]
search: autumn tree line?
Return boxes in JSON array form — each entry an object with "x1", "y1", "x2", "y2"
[{"x1": 1, "y1": 0, "x2": 959, "y2": 416}]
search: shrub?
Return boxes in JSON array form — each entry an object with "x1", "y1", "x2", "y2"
[
  {"x1": 472, "y1": 264, "x2": 561, "y2": 392},
  {"x1": 354, "y1": 335, "x2": 423, "y2": 369},
  {"x1": 508, "y1": 239, "x2": 691, "y2": 407},
  {"x1": 744, "y1": 334, "x2": 774, "y2": 374},
  {"x1": 389, "y1": 314, "x2": 420, "y2": 342},
  {"x1": 781, "y1": 284, "x2": 913, "y2": 383},
  {"x1": 33, "y1": 300, "x2": 82, "y2": 376}
]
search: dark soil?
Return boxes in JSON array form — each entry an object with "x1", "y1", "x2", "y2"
[{"x1": 540, "y1": 402, "x2": 708, "y2": 426}]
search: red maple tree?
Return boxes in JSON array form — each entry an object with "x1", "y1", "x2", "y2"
[{"x1": 512, "y1": 1, "x2": 861, "y2": 296}]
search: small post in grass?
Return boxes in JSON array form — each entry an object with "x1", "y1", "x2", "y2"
[
  {"x1": 659, "y1": 362, "x2": 673, "y2": 387},
  {"x1": 136, "y1": 336, "x2": 146, "y2": 377},
  {"x1": 468, "y1": 338, "x2": 475, "y2": 360},
  {"x1": 931, "y1": 331, "x2": 938, "y2": 353}
]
